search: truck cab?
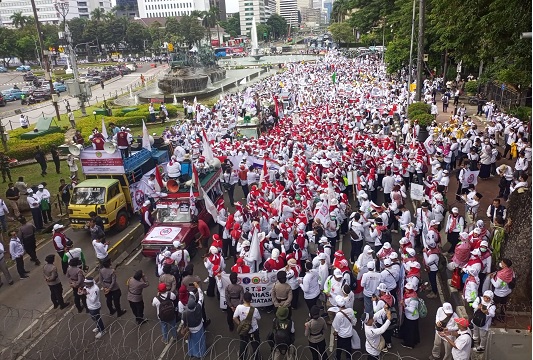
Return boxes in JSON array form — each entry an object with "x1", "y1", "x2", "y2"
[
  {"x1": 68, "y1": 146, "x2": 168, "y2": 232},
  {"x1": 141, "y1": 167, "x2": 223, "y2": 258}
]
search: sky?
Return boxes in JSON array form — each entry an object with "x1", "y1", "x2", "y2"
[{"x1": 225, "y1": 0, "x2": 239, "y2": 14}]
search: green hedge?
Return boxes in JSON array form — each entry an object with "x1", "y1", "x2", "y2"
[
  {"x1": 123, "y1": 104, "x2": 180, "y2": 118},
  {"x1": 510, "y1": 106, "x2": 532, "y2": 123},
  {"x1": 6, "y1": 127, "x2": 65, "y2": 161},
  {"x1": 407, "y1": 102, "x2": 430, "y2": 118},
  {"x1": 464, "y1": 80, "x2": 478, "y2": 94},
  {"x1": 411, "y1": 113, "x2": 434, "y2": 128}
]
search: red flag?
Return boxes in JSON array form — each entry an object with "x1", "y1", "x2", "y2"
[
  {"x1": 259, "y1": 158, "x2": 269, "y2": 188},
  {"x1": 155, "y1": 164, "x2": 164, "y2": 188},
  {"x1": 326, "y1": 103, "x2": 330, "y2": 117}
]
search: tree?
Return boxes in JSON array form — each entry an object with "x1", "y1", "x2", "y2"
[
  {"x1": 256, "y1": 24, "x2": 271, "y2": 42},
  {"x1": 124, "y1": 22, "x2": 150, "y2": 51},
  {"x1": 178, "y1": 15, "x2": 205, "y2": 46},
  {"x1": 219, "y1": 14, "x2": 240, "y2": 38},
  {"x1": 328, "y1": 22, "x2": 354, "y2": 44},
  {"x1": 67, "y1": 17, "x2": 90, "y2": 45},
  {"x1": 10, "y1": 11, "x2": 29, "y2": 28},
  {"x1": 90, "y1": 8, "x2": 105, "y2": 21},
  {"x1": 267, "y1": 14, "x2": 288, "y2": 40},
  {"x1": 0, "y1": 28, "x2": 17, "y2": 67}
]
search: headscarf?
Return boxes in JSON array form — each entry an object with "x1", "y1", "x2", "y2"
[{"x1": 178, "y1": 285, "x2": 188, "y2": 306}]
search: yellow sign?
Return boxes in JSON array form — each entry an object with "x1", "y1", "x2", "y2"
[
  {"x1": 409, "y1": 83, "x2": 416, "y2": 92},
  {"x1": 167, "y1": 43, "x2": 174, "y2": 52}
]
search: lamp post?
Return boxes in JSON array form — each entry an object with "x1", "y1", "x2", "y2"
[
  {"x1": 54, "y1": 0, "x2": 72, "y2": 74},
  {"x1": 415, "y1": 0, "x2": 426, "y2": 102},
  {"x1": 30, "y1": 0, "x2": 62, "y2": 125},
  {"x1": 407, "y1": 0, "x2": 416, "y2": 107}
]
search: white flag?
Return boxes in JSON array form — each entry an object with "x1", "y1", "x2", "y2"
[
  {"x1": 101, "y1": 118, "x2": 109, "y2": 140},
  {"x1": 248, "y1": 229, "x2": 262, "y2": 263},
  {"x1": 240, "y1": 78, "x2": 247, "y2": 85},
  {"x1": 141, "y1": 120, "x2": 151, "y2": 151},
  {"x1": 314, "y1": 198, "x2": 329, "y2": 225},
  {"x1": 462, "y1": 169, "x2": 480, "y2": 187},
  {"x1": 200, "y1": 186, "x2": 218, "y2": 220},
  {"x1": 201, "y1": 129, "x2": 215, "y2": 163}
]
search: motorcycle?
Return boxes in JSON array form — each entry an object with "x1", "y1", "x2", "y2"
[{"x1": 21, "y1": 96, "x2": 36, "y2": 105}]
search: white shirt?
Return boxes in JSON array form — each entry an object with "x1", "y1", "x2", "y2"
[
  {"x1": 404, "y1": 297, "x2": 420, "y2": 320},
  {"x1": 9, "y1": 237, "x2": 24, "y2": 258},
  {"x1": 365, "y1": 320, "x2": 391, "y2": 356},
  {"x1": 92, "y1": 239, "x2": 109, "y2": 260},
  {"x1": 451, "y1": 330, "x2": 473, "y2": 360},
  {"x1": 170, "y1": 249, "x2": 190, "y2": 267},
  {"x1": 300, "y1": 268, "x2": 321, "y2": 299},
  {"x1": 471, "y1": 297, "x2": 496, "y2": 330},
  {"x1": 382, "y1": 176, "x2": 395, "y2": 194},
  {"x1": 332, "y1": 308, "x2": 356, "y2": 338},
  {"x1": 85, "y1": 284, "x2": 102, "y2": 310},
  {"x1": 152, "y1": 291, "x2": 177, "y2": 316},
  {"x1": 27, "y1": 194, "x2": 40, "y2": 209},
  {"x1": 0, "y1": 199, "x2": 9, "y2": 216},
  {"x1": 233, "y1": 304, "x2": 261, "y2": 333},
  {"x1": 361, "y1": 270, "x2": 381, "y2": 297}
]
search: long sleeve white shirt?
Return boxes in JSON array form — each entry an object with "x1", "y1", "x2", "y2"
[
  {"x1": 86, "y1": 284, "x2": 102, "y2": 310},
  {"x1": 301, "y1": 269, "x2": 321, "y2": 299},
  {"x1": 92, "y1": 239, "x2": 109, "y2": 260},
  {"x1": 332, "y1": 308, "x2": 357, "y2": 338},
  {"x1": 365, "y1": 320, "x2": 391, "y2": 356},
  {"x1": 9, "y1": 237, "x2": 24, "y2": 258}
]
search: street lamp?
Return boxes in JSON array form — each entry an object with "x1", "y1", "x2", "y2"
[
  {"x1": 54, "y1": 0, "x2": 72, "y2": 73},
  {"x1": 407, "y1": 0, "x2": 416, "y2": 107}
]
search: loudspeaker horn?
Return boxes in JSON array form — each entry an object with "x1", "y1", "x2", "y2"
[
  {"x1": 104, "y1": 142, "x2": 117, "y2": 154},
  {"x1": 166, "y1": 179, "x2": 179, "y2": 193},
  {"x1": 68, "y1": 144, "x2": 83, "y2": 156}
]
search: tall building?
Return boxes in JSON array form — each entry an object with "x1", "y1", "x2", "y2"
[
  {"x1": 322, "y1": 0, "x2": 331, "y2": 23},
  {"x1": 276, "y1": 0, "x2": 297, "y2": 26},
  {"x1": 115, "y1": 0, "x2": 139, "y2": 17},
  {"x1": 0, "y1": 0, "x2": 115, "y2": 25},
  {"x1": 210, "y1": 0, "x2": 226, "y2": 21},
  {"x1": 238, "y1": 0, "x2": 267, "y2": 37},
  {"x1": 138, "y1": 0, "x2": 210, "y2": 18}
]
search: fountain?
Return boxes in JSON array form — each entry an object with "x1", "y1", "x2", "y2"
[{"x1": 250, "y1": 17, "x2": 263, "y2": 61}]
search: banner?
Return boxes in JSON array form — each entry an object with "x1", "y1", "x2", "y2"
[
  {"x1": 129, "y1": 180, "x2": 153, "y2": 213},
  {"x1": 410, "y1": 183, "x2": 424, "y2": 201},
  {"x1": 80, "y1": 149, "x2": 124, "y2": 174},
  {"x1": 461, "y1": 169, "x2": 480, "y2": 187},
  {"x1": 219, "y1": 271, "x2": 278, "y2": 309},
  {"x1": 226, "y1": 155, "x2": 281, "y2": 172}
]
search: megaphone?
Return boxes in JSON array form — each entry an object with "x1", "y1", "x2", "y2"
[
  {"x1": 103, "y1": 142, "x2": 117, "y2": 154},
  {"x1": 166, "y1": 179, "x2": 179, "y2": 193},
  {"x1": 208, "y1": 157, "x2": 222, "y2": 169},
  {"x1": 68, "y1": 144, "x2": 83, "y2": 156}
]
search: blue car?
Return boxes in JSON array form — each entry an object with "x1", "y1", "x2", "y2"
[
  {"x1": 53, "y1": 82, "x2": 67, "y2": 92},
  {"x1": 16, "y1": 65, "x2": 31, "y2": 72},
  {"x1": 0, "y1": 66, "x2": 7, "y2": 73},
  {"x1": 1, "y1": 89, "x2": 24, "y2": 101}
]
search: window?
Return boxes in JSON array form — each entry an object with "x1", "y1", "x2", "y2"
[
  {"x1": 77, "y1": 2, "x2": 87, "y2": 6},
  {"x1": 99, "y1": 1, "x2": 103, "y2": 6},
  {"x1": 107, "y1": 183, "x2": 120, "y2": 200}
]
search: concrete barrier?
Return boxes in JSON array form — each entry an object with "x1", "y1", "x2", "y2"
[
  {"x1": 485, "y1": 328, "x2": 532, "y2": 360},
  {"x1": 107, "y1": 222, "x2": 144, "y2": 265}
]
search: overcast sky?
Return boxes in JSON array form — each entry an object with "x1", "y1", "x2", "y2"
[{"x1": 225, "y1": 0, "x2": 239, "y2": 14}]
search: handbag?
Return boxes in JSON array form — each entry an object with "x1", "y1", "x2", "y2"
[
  {"x1": 180, "y1": 312, "x2": 190, "y2": 338},
  {"x1": 367, "y1": 334, "x2": 386, "y2": 352}
]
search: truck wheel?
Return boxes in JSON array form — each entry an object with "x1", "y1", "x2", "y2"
[{"x1": 115, "y1": 210, "x2": 129, "y2": 232}]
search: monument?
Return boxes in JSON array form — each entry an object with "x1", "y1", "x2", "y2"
[
  {"x1": 157, "y1": 46, "x2": 226, "y2": 95},
  {"x1": 250, "y1": 17, "x2": 263, "y2": 61}
]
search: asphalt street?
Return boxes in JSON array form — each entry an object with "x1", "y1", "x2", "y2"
[
  {"x1": 0, "y1": 64, "x2": 168, "y2": 129},
  {"x1": 1, "y1": 186, "x2": 442, "y2": 360}
]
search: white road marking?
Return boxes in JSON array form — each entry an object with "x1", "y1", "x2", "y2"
[
  {"x1": 125, "y1": 248, "x2": 143, "y2": 266},
  {"x1": 156, "y1": 342, "x2": 172, "y2": 360}
]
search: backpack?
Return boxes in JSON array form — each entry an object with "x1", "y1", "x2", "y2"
[
  {"x1": 342, "y1": 270, "x2": 358, "y2": 292},
  {"x1": 472, "y1": 297, "x2": 495, "y2": 327},
  {"x1": 421, "y1": 164, "x2": 429, "y2": 174},
  {"x1": 273, "y1": 319, "x2": 293, "y2": 346},
  {"x1": 508, "y1": 275, "x2": 517, "y2": 289},
  {"x1": 157, "y1": 292, "x2": 176, "y2": 322},
  {"x1": 380, "y1": 228, "x2": 392, "y2": 244},
  {"x1": 417, "y1": 298, "x2": 428, "y2": 318},
  {"x1": 237, "y1": 306, "x2": 255, "y2": 336}
]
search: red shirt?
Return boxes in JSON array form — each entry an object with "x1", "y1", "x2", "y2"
[{"x1": 198, "y1": 219, "x2": 210, "y2": 238}]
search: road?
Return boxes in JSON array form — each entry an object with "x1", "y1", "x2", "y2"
[
  {"x1": 0, "y1": 64, "x2": 168, "y2": 130},
  {"x1": 1, "y1": 186, "x2": 441, "y2": 360}
]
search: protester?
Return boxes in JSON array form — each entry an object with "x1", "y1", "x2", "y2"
[
  {"x1": 9, "y1": 231, "x2": 29, "y2": 279},
  {"x1": 82, "y1": 277, "x2": 106, "y2": 339},
  {"x1": 18, "y1": 217, "x2": 39, "y2": 265},
  {"x1": 438, "y1": 318, "x2": 473, "y2": 360},
  {"x1": 233, "y1": 291, "x2": 261, "y2": 360},
  {"x1": 430, "y1": 302, "x2": 458, "y2": 360},
  {"x1": 153, "y1": 282, "x2": 178, "y2": 344}
]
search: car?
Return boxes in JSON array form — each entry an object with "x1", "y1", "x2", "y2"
[
  {"x1": 0, "y1": 93, "x2": 6, "y2": 106},
  {"x1": 86, "y1": 76, "x2": 102, "y2": 86},
  {"x1": 23, "y1": 72, "x2": 36, "y2": 82},
  {"x1": 0, "y1": 66, "x2": 7, "y2": 73},
  {"x1": 32, "y1": 87, "x2": 52, "y2": 101},
  {"x1": 1, "y1": 88, "x2": 24, "y2": 101},
  {"x1": 16, "y1": 65, "x2": 31, "y2": 72},
  {"x1": 53, "y1": 82, "x2": 67, "y2": 92}
]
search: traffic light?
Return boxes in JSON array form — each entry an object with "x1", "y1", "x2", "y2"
[{"x1": 167, "y1": 43, "x2": 174, "y2": 52}]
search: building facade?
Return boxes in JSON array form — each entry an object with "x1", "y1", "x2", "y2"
[
  {"x1": 276, "y1": 0, "x2": 297, "y2": 26},
  {"x1": 138, "y1": 0, "x2": 210, "y2": 18},
  {"x1": 115, "y1": 0, "x2": 139, "y2": 17},
  {"x1": 238, "y1": 0, "x2": 267, "y2": 37}
]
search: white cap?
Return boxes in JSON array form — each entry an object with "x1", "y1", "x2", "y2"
[
  {"x1": 383, "y1": 242, "x2": 391, "y2": 249},
  {"x1": 480, "y1": 240, "x2": 489, "y2": 247},
  {"x1": 383, "y1": 258, "x2": 392, "y2": 266},
  {"x1": 451, "y1": 207, "x2": 459, "y2": 213},
  {"x1": 333, "y1": 268, "x2": 343, "y2": 278},
  {"x1": 335, "y1": 295, "x2": 346, "y2": 307},
  {"x1": 163, "y1": 250, "x2": 172, "y2": 257},
  {"x1": 473, "y1": 228, "x2": 481, "y2": 234},
  {"x1": 367, "y1": 260, "x2": 375, "y2": 270},
  {"x1": 38, "y1": 184, "x2": 44, "y2": 189},
  {"x1": 406, "y1": 248, "x2": 416, "y2": 257},
  {"x1": 399, "y1": 237, "x2": 408, "y2": 245},
  {"x1": 172, "y1": 240, "x2": 182, "y2": 248},
  {"x1": 364, "y1": 245, "x2": 373, "y2": 253},
  {"x1": 430, "y1": 220, "x2": 440, "y2": 227},
  {"x1": 318, "y1": 253, "x2": 327, "y2": 260},
  {"x1": 319, "y1": 237, "x2": 329, "y2": 244},
  {"x1": 271, "y1": 248, "x2": 280, "y2": 260},
  {"x1": 27, "y1": 189, "x2": 33, "y2": 193},
  {"x1": 442, "y1": 302, "x2": 453, "y2": 314},
  {"x1": 209, "y1": 246, "x2": 218, "y2": 255},
  {"x1": 376, "y1": 283, "x2": 387, "y2": 292},
  {"x1": 53, "y1": 224, "x2": 64, "y2": 231},
  {"x1": 390, "y1": 252, "x2": 398, "y2": 260},
  {"x1": 242, "y1": 240, "x2": 250, "y2": 247},
  {"x1": 483, "y1": 290, "x2": 494, "y2": 299}
]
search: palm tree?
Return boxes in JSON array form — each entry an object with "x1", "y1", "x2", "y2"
[
  {"x1": 10, "y1": 12, "x2": 29, "y2": 28},
  {"x1": 90, "y1": 8, "x2": 105, "y2": 22}
]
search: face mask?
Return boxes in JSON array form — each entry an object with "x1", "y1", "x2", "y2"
[
  {"x1": 480, "y1": 248, "x2": 487, "y2": 252},
  {"x1": 499, "y1": 263, "x2": 503, "y2": 268}
]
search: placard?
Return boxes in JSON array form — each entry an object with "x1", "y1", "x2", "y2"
[
  {"x1": 219, "y1": 271, "x2": 278, "y2": 309},
  {"x1": 410, "y1": 183, "x2": 424, "y2": 201},
  {"x1": 145, "y1": 226, "x2": 182, "y2": 242},
  {"x1": 80, "y1": 149, "x2": 124, "y2": 174}
]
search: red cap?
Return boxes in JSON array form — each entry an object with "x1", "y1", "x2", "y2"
[
  {"x1": 158, "y1": 283, "x2": 167, "y2": 292},
  {"x1": 454, "y1": 318, "x2": 469, "y2": 327}
]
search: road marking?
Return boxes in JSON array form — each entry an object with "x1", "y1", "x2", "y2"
[
  {"x1": 329, "y1": 325, "x2": 335, "y2": 353},
  {"x1": 125, "y1": 248, "x2": 143, "y2": 266}
]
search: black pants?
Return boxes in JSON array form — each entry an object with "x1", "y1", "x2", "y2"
[
  {"x1": 22, "y1": 237, "x2": 38, "y2": 262},
  {"x1": 429, "y1": 270, "x2": 438, "y2": 294},
  {"x1": 31, "y1": 207, "x2": 43, "y2": 230},
  {"x1": 227, "y1": 184, "x2": 236, "y2": 206},
  {"x1": 240, "y1": 184, "x2": 249, "y2": 199},
  {"x1": 239, "y1": 329, "x2": 260, "y2": 360},
  {"x1": 291, "y1": 288, "x2": 299, "y2": 309},
  {"x1": 309, "y1": 339, "x2": 327, "y2": 360},
  {"x1": 222, "y1": 237, "x2": 232, "y2": 258},
  {"x1": 304, "y1": 295, "x2": 319, "y2": 312},
  {"x1": 129, "y1": 300, "x2": 145, "y2": 324},
  {"x1": 105, "y1": 288, "x2": 123, "y2": 314},
  {"x1": 503, "y1": 144, "x2": 512, "y2": 158},
  {"x1": 57, "y1": 251, "x2": 68, "y2": 274},
  {"x1": 1, "y1": 168, "x2": 11, "y2": 182},
  {"x1": 327, "y1": 236, "x2": 338, "y2": 263},
  {"x1": 206, "y1": 276, "x2": 216, "y2": 297},
  {"x1": 53, "y1": 158, "x2": 60, "y2": 174},
  {"x1": 73, "y1": 288, "x2": 88, "y2": 312},
  {"x1": 49, "y1": 283, "x2": 66, "y2": 307},
  {"x1": 42, "y1": 209, "x2": 52, "y2": 223},
  {"x1": 447, "y1": 232, "x2": 460, "y2": 254},
  {"x1": 498, "y1": 178, "x2": 511, "y2": 200},
  {"x1": 336, "y1": 335, "x2": 352, "y2": 360},
  {"x1": 478, "y1": 273, "x2": 487, "y2": 294},
  {"x1": 226, "y1": 305, "x2": 235, "y2": 331},
  {"x1": 14, "y1": 256, "x2": 26, "y2": 276},
  {"x1": 38, "y1": 161, "x2": 47, "y2": 175},
  {"x1": 142, "y1": 222, "x2": 150, "y2": 234},
  {"x1": 350, "y1": 240, "x2": 363, "y2": 263}
]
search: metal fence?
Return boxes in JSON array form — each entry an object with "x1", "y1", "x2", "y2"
[{"x1": 485, "y1": 81, "x2": 532, "y2": 110}]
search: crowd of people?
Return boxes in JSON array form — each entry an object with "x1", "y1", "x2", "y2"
[{"x1": 0, "y1": 50, "x2": 528, "y2": 360}]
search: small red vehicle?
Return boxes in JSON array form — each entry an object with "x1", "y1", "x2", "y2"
[{"x1": 140, "y1": 168, "x2": 223, "y2": 258}]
